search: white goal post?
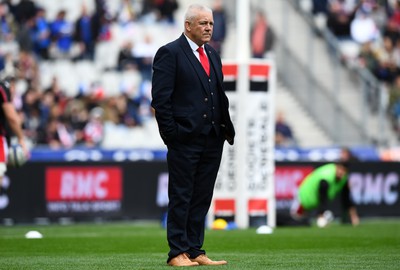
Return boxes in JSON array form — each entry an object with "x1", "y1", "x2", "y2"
[{"x1": 208, "y1": 59, "x2": 277, "y2": 229}]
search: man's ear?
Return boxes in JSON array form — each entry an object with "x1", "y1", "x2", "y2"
[{"x1": 185, "y1": 21, "x2": 191, "y2": 32}]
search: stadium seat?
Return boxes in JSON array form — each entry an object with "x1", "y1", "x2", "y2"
[{"x1": 101, "y1": 71, "x2": 122, "y2": 97}]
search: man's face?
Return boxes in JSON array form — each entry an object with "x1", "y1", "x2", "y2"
[{"x1": 185, "y1": 11, "x2": 214, "y2": 46}]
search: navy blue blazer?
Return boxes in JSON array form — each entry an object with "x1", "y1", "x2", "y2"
[{"x1": 151, "y1": 34, "x2": 235, "y2": 145}]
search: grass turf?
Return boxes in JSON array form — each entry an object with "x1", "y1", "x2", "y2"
[{"x1": 0, "y1": 219, "x2": 399, "y2": 269}]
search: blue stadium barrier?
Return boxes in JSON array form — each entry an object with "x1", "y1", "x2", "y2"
[{"x1": 29, "y1": 146, "x2": 380, "y2": 162}]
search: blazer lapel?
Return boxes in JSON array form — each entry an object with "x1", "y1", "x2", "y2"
[
  {"x1": 205, "y1": 44, "x2": 222, "y2": 85},
  {"x1": 179, "y1": 35, "x2": 210, "y2": 92},
  {"x1": 205, "y1": 44, "x2": 227, "y2": 98}
]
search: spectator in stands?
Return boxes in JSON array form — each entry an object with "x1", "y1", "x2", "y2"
[
  {"x1": 3, "y1": 0, "x2": 17, "y2": 21},
  {"x1": 39, "y1": 89, "x2": 55, "y2": 125},
  {"x1": 83, "y1": 106, "x2": 104, "y2": 147},
  {"x1": 44, "y1": 76, "x2": 68, "y2": 109},
  {"x1": 358, "y1": 41, "x2": 379, "y2": 71},
  {"x1": 209, "y1": 0, "x2": 227, "y2": 55},
  {"x1": 92, "y1": 0, "x2": 107, "y2": 40},
  {"x1": 74, "y1": 5, "x2": 98, "y2": 61},
  {"x1": 17, "y1": 50, "x2": 38, "y2": 87},
  {"x1": 326, "y1": 0, "x2": 358, "y2": 39},
  {"x1": 132, "y1": 34, "x2": 157, "y2": 80},
  {"x1": 386, "y1": 0, "x2": 400, "y2": 28},
  {"x1": 94, "y1": 0, "x2": 113, "y2": 43},
  {"x1": 37, "y1": 116, "x2": 75, "y2": 149},
  {"x1": 16, "y1": 16, "x2": 35, "y2": 53},
  {"x1": 20, "y1": 104, "x2": 38, "y2": 143},
  {"x1": 21, "y1": 86, "x2": 40, "y2": 118},
  {"x1": 361, "y1": 0, "x2": 383, "y2": 28},
  {"x1": 2, "y1": 53, "x2": 19, "y2": 81},
  {"x1": 97, "y1": 15, "x2": 112, "y2": 42},
  {"x1": 117, "y1": 0, "x2": 137, "y2": 26},
  {"x1": 251, "y1": 10, "x2": 274, "y2": 58},
  {"x1": 136, "y1": 80, "x2": 153, "y2": 123},
  {"x1": 121, "y1": 92, "x2": 142, "y2": 127},
  {"x1": 1, "y1": 48, "x2": 18, "y2": 75},
  {"x1": 13, "y1": 0, "x2": 36, "y2": 26},
  {"x1": 95, "y1": 0, "x2": 110, "y2": 20},
  {"x1": 140, "y1": 0, "x2": 157, "y2": 23},
  {"x1": 0, "y1": 53, "x2": 4, "y2": 72},
  {"x1": 119, "y1": 94, "x2": 138, "y2": 127},
  {"x1": 21, "y1": 87, "x2": 40, "y2": 143},
  {"x1": 0, "y1": 1, "x2": 16, "y2": 42},
  {"x1": 312, "y1": 0, "x2": 328, "y2": 15},
  {"x1": 350, "y1": 5, "x2": 380, "y2": 45},
  {"x1": 64, "y1": 99, "x2": 88, "y2": 145},
  {"x1": 388, "y1": 74, "x2": 400, "y2": 133},
  {"x1": 275, "y1": 110, "x2": 296, "y2": 147},
  {"x1": 50, "y1": 10, "x2": 74, "y2": 59},
  {"x1": 383, "y1": 17, "x2": 400, "y2": 46},
  {"x1": 374, "y1": 36, "x2": 398, "y2": 83},
  {"x1": 117, "y1": 41, "x2": 138, "y2": 71},
  {"x1": 33, "y1": 7, "x2": 50, "y2": 60},
  {"x1": 155, "y1": 0, "x2": 179, "y2": 24},
  {"x1": 77, "y1": 82, "x2": 104, "y2": 115},
  {"x1": 53, "y1": 100, "x2": 75, "y2": 148}
]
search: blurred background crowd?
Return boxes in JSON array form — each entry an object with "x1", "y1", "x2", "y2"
[
  {"x1": 1, "y1": 0, "x2": 400, "y2": 151},
  {"x1": 272, "y1": 0, "x2": 400, "y2": 148},
  {"x1": 0, "y1": 0, "x2": 182, "y2": 149},
  {"x1": 308, "y1": 0, "x2": 400, "y2": 143}
]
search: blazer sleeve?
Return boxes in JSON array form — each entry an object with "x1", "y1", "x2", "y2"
[
  {"x1": 151, "y1": 45, "x2": 178, "y2": 143},
  {"x1": 208, "y1": 47, "x2": 235, "y2": 145}
]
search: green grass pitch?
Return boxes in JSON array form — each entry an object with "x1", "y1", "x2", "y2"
[{"x1": 0, "y1": 219, "x2": 399, "y2": 269}]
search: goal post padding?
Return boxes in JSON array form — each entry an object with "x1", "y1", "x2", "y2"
[{"x1": 208, "y1": 59, "x2": 276, "y2": 229}]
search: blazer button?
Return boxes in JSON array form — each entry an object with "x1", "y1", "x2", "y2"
[
  {"x1": 203, "y1": 114, "x2": 207, "y2": 118},
  {"x1": 204, "y1": 98, "x2": 208, "y2": 102}
]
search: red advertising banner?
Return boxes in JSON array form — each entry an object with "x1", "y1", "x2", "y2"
[
  {"x1": 45, "y1": 166, "x2": 123, "y2": 215},
  {"x1": 274, "y1": 166, "x2": 314, "y2": 200},
  {"x1": 46, "y1": 167, "x2": 122, "y2": 201}
]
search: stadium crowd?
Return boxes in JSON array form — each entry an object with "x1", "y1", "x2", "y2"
[
  {"x1": 310, "y1": 0, "x2": 400, "y2": 140},
  {"x1": 0, "y1": 0, "x2": 181, "y2": 148},
  {"x1": 14, "y1": 0, "x2": 400, "y2": 150}
]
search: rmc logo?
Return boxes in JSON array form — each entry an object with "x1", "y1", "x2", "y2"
[
  {"x1": 350, "y1": 172, "x2": 399, "y2": 205},
  {"x1": 46, "y1": 167, "x2": 122, "y2": 201}
]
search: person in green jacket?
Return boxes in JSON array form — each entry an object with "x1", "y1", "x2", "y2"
[{"x1": 291, "y1": 161, "x2": 360, "y2": 227}]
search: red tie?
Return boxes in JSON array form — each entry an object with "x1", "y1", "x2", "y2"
[{"x1": 197, "y1": 47, "x2": 210, "y2": 76}]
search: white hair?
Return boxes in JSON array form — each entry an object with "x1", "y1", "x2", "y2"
[{"x1": 184, "y1": 4, "x2": 212, "y2": 24}]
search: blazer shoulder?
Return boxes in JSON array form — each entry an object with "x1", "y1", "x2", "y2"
[
  {"x1": 205, "y1": 43, "x2": 218, "y2": 54},
  {"x1": 156, "y1": 38, "x2": 185, "y2": 58},
  {"x1": 206, "y1": 44, "x2": 221, "y2": 60}
]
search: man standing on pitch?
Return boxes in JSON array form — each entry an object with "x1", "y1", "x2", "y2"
[{"x1": 151, "y1": 3, "x2": 235, "y2": 267}]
